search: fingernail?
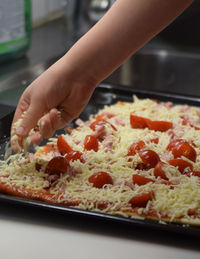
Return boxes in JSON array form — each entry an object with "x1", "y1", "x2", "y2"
[
  {"x1": 40, "y1": 120, "x2": 45, "y2": 129},
  {"x1": 16, "y1": 127, "x2": 25, "y2": 136}
]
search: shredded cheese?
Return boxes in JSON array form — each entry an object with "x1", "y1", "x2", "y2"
[{"x1": 1, "y1": 96, "x2": 200, "y2": 226}]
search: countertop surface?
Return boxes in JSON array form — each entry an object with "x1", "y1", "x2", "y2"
[
  {"x1": 1, "y1": 17, "x2": 200, "y2": 259},
  {"x1": 0, "y1": 199, "x2": 200, "y2": 259}
]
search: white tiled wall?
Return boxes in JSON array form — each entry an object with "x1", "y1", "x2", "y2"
[{"x1": 32, "y1": 0, "x2": 67, "y2": 23}]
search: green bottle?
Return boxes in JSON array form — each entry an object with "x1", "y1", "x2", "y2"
[{"x1": 0, "y1": 0, "x2": 32, "y2": 63}]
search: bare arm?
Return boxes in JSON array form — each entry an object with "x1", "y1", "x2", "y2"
[
  {"x1": 62, "y1": 0, "x2": 193, "y2": 82},
  {"x1": 12, "y1": 0, "x2": 193, "y2": 150}
]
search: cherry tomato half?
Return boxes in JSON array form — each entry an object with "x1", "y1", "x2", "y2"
[
  {"x1": 45, "y1": 156, "x2": 69, "y2": 175},
  {"x1": 153, "y1": 161, "x2": 168, "y2": 180},
  {"x1": 167, "y1": 139, "x2": 196, "y2": 162},
  {"x1": 146, "y1": 120, "x2": 173, "y2": 132},
  {"x1": 129, "y1": 192, "x2": 154, "y2": 208},
  {"x1": 173, "y1": 142, "x2": 196, "y2": 162},
  {"x1": 84, "y1": 135, "x2": 99, "y2": 152},
  {"x1": 57, "y1": 135, "x2": 73, "y2": 155},
  {"x1": 130, "y1": 114, "x2": 149, "y2": 129},
  {"x1": 88, "y1": 171, "x2": 113, "y2": 188},
  {"x1": 167, "y1": 139, "x2": 183, "y2": 151},
  {"x1": 132, "y1": 174, "x2": 154, "y2": 186},
  {"x1": 128, "y1": 140, "x2": 145, "y2": 156},
  {"x1": 139, "y1": 149, "x2": 160, "y2": 169},
  {"x1": 168, "y1": 158, "x2": 193, "y2": 173},
  {"x1": 65, "y1": 151, "x2": 84, "y2": 163},
  {"x1": 130, "y1": 113, "x2": 172, "y2": 132}
]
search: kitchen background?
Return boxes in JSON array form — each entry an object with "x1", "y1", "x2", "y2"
[
  {"x1": 32, "y1": 0, "x2": 67, "y2": 25},
  {"x1": 0, "y1": 0, "x2": 200, "y2": 110},
  {"x1": 0, "y1": 3, "x2": 200, "y2": 258}
]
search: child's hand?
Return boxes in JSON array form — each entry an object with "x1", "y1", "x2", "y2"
[{"x1": 11, "y1": 57, "x2": 97, "y2": 152}]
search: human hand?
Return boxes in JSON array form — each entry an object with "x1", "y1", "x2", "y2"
[{"x1": 11, "y1": 56, "x2": 97, "y2": 152}]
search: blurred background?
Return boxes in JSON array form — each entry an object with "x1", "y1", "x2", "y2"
[{"x1": 0, "y1": 0, "x2": 200, "y2": 113}]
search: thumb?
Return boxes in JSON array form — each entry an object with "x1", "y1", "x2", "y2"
[{"x1": 14, "y1": 104, "x2": 45, "y2": 137}]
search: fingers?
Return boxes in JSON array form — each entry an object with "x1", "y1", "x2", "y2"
[
  {"x1": 39, "y1": 108, "x2": 67, "y2": 139},
  {"x1": 11, "y1": 135, "x2": 23, "y2": 153},
  {"x1": 12, "y1": 103, "x2": 69, "y2": 152},
  {"x1": 11, "y1": 132, "x2": 42, "y2": 153},
  {"x1": 14, "y1": 104, "x2": 45, "y2": 138},
  {"x1": 30, "y1": 132, "x2": 43, "y2": 145},
  {"x1": 11, "y1": 96, "x2": 46, "y2": 152}
]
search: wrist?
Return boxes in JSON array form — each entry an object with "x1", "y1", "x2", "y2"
[
  {"x1": 60, "y1": 52, "x2": 99, "y2": 90},
  {"x1": 47, "y1": 55, "x2": 98, "y2": 104}
]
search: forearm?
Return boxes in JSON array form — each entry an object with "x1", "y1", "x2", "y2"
[{"x1": 61, "y1": 0, "x2": 193, "y2": 84}]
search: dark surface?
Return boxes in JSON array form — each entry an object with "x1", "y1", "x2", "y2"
[
  {"x1": 104, "y1": 50, "x2": 200, "y2": 97},
  {"x1": 1, "y1": 84, "x2": 200, "y2": 244},
  {"x1": 159, "y1": 1, "x2": 200, "y2": 46}
]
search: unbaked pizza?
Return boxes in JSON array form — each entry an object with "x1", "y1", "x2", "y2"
[{"x1": 1, "y1": 96, "x2": 200, "y2": 226}]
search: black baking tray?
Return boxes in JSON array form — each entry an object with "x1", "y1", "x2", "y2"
[{"x1": 1, "y1": 83, "x2": 200, "y2": 237}]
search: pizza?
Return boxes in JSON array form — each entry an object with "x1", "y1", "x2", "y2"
[{"x1": 1, "y1": 95, "x2": 200, "y2": 226}]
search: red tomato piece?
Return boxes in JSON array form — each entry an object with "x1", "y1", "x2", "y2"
[
  {"x1": 130, "y1": 113, "x2": 149, "y2": 129},
  {"x1": 138, "y1": 149, "x2": 160, "y2": 169},
  {"x1": 150, "y1": 138, "x2": 159, "y2": 144},
  {"x1": 191, "y1": 171, "x2": 200, "y2": 177},
  {"x1": 182, "y1": 118, "x2": 189, "y2": 126},
  {"x1": 57, "y1": 135, "x2": 73, "y2": 155},
  {"x1": 167, "y1": 139, "x2": 196, "y2": 162},
  {"x1": 146, "y1": 120, "x2": 173, "y2": 132},
  {"x1": 65, "y1": 151, "x2": 84, "y2": 162},
  {"x1": 167, "y1": 139, "x2": 184, "y2": 151},
  {"x1": 129, "y1": 192, "x2": 154, "y2": 208},
  {"x1": 153, "y1": 161, "x2": 168, "y2": 180},
  {"x1": 132, "y1": 174, "x2": 154, "y2": 185},
  {"x1": 192, "y1": 124, "x2": 200, "y2": 130},
  {"x1": 45, "y1": 156, "x2": 69, "y2": 175},
  {"x1": 90, "y1": 120, "x2": 105, "y2": 131},
  {"x1": 128, "y1": 140, "x2": 145, "y2": 156},
  {"x1": 173, "y1": 142, "x2": 196, "y2": 162},
  {"x1": 168, "y1": 159, "x2": 193, "y2": 173},
  {"x1": 84, "y1": 135, "x2": 99, "y2": 152},
  {"x1": 130, "y1": 113, "x2": 172, "y2": 132},
  {"x1": 90, "y1": 119, "x2": 116, "y2": 131},
  {"x1": 88, "y1": 171, "x2": 113, "y2": 188}
]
